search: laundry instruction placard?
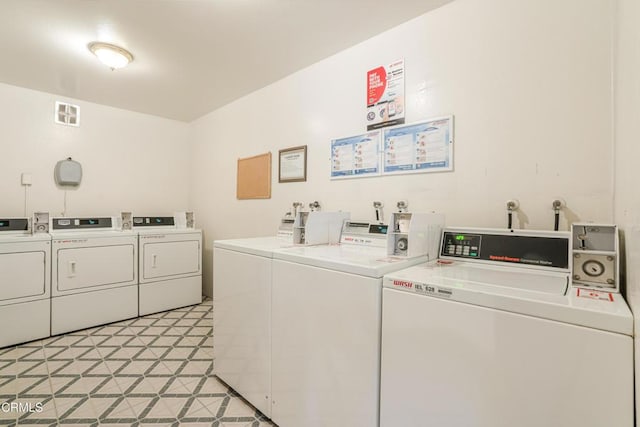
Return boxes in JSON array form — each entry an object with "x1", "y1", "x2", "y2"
[
  {"x1": 330, "y1": 131, "x2": 381, "y2": 179},
  {"x1": 366, "y1": 59, "x2": 405, "y2": 130},
  {"x1": 382, "y1": 116, "x2": 454, "y2": 175}
]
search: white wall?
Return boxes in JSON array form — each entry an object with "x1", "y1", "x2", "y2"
[
  {"x1": 190, "y1": 0, "x2": 615, "y2": 296},
  {"x1": 0, "y1": 82, "x2": 190, "y2": 217},
  {"x1": 613, "y1": 0, "x2": 640, "y2": 419}
]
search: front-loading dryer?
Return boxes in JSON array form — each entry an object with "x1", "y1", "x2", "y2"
[
  {"x1": 134, "y1": 215, "x2": 202, "y2": 315},
  {"x1": 50, "y1": 216, "x2": 138, "y2": 335},
  {"x1": 0, "y1": 217, "x2": 51, "y2": 348}
]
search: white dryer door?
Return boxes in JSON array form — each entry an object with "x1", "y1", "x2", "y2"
[
  {"x1": 56, "y1": 245, "x2": 136, "y2": 292},
  {"x1": 0, "y1": 251, "x2": 47, "y2": 301},
  {"x1": 141, "y1": 240, "x2": 201, "y2": 281}
]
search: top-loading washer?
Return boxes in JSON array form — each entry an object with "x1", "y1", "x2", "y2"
[
  {"x1": 213, "y1": 236, "x2": 297, "y2": 417},
  {"x1": 380, "y1": 227, "x2": 633, "y2": 427},
  {"x1": 50, "y1": 216, "x2": 138, "y2": 335},
  {"x1": 212, "y1": 210, "x2": 350, "y2": 418},
  {"x1": 0, "y1": 217, "x2": 51, "y2": 348},
  {"x1": 134, "y1": 215, "x2": 202, "y2": 315},
  {"x1": 268, "y1": 213, "x2": 444, "y2": 427}
]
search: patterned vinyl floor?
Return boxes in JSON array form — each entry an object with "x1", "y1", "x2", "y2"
[{"x1": 0, "y1": 298, "x2": 274, "y2": 426}]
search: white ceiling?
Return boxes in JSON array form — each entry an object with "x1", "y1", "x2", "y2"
[{"x1": 0, "y1": 0, "x2": 452, "y2": 122}]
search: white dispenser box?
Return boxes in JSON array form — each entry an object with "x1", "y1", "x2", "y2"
[
  {"x1": 174, "y1": 211, "x2": 195, "y2": 229},
  {"x1": 340, "y1": 221, "x2": 388, "y2": 248},
  {"x1": 278, "y1": 211, "x2": 349, "y2": 245},
  {"x1": 33, "y1": 212, "x2": 49, "y2": 233},
  {"x1": 293, "y1": 211, "x2": 350, "y2": 245},
  {"x1": 278, "y1": 214, "x2": 296, "y2": 240},
  {"x1": 387, "y1": 212, "x2": 445, "y2": 258},
  {"x1": 571, "y1": 223, "x2": 620, "y2": 292}
]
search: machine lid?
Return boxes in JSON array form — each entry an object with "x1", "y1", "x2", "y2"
[
  {"x1": 387, "y1": 261, "x2": 569, "y2": 296},
  {"x1": 274, "y1": 244, "x2": 428, "y2": 278},
  {"x1": 214, "y1": 236, "x2": 296, "y2": 258},
  {"x1": 383, "y1": 261, "x2": 632, "y2": 335}
]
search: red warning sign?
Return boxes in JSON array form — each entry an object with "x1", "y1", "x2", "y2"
[{"x1": 576, "y1": 288, "x2": 614, "y2": 301}]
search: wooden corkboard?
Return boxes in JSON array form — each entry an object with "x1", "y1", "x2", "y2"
[{"x1": 237, "y1": 152, "x2": 272, "y2": 199}]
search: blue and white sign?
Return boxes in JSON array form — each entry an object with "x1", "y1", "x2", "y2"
[
  {"x1": 331, "y1": 131, "x2": 381, "y2": 179},
  {"x1": 383, "y1": 116, "x2": 453, "y2": 175}
]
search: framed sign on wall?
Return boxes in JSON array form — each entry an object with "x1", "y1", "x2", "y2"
[
  {"x1": 279, "y1": 145, "x2": 307, "y2": 183},
  {"x1": 382, "y1": 116, "x2": 454, "y2": 175}
]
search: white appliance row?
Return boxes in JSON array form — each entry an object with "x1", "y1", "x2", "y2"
[
  {"x1": 213, "y1": 213, "x2": 445, "y2": 427},
  {"x1": 214, "y1": 220, "x2": 634, "y2": 427},
  {"x1": 0, "y1": 213, "x2": 202, "y2": 348},
  {"x1": 214, "y1": 210, "x2": 357, "y2": 420}
]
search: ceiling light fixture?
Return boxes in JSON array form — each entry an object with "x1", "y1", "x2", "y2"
[{"x1": 88, "y1": 41, "x2": 133, "y2": 70}]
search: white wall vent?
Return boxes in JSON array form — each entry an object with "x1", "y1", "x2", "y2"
[{"x1": 55, "y1": 101, "x2": 80, "y2": 127}]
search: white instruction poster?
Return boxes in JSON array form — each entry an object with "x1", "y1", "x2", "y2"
[
  {"x1": 382, "y1": 116, "x2": 454, "y2": 175},
  {"x1": 330, "y1": 131, "x2": 381, "y2": 179},
  {"x1": 366, "y1": 59, "x2": 405, "y2": 130}
]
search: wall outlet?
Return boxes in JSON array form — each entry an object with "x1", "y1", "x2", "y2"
[{"x1": 21, "y1": 173, "x2": 32, "y2": 186}]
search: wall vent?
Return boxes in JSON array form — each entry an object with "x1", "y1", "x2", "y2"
[{"x1": 55, "y1": 101, "x2": 80, "y2": 127}]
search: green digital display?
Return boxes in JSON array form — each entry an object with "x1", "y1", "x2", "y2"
[{"x1": 456, "y1": 235, "x2": 465, "y2": 241}]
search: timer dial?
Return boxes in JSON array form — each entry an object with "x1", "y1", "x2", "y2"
[{"x1": 583, "y1": 260, "x2": 605, "y2": 277}]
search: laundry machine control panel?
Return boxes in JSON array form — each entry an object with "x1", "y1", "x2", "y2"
[
  {"x1": 52, "y1": 217, "x2": 112, "y2": 230},
  {"x1": 340, "y1": 221, "x2": 388, "y2": 247},
  {"x1": 278, "y1": 217, "x2": 295, "y2": 238},
  {"x1": 133, "y1": 216, "x2": 175, "y2": 227},
  {"x1": 442, "y1": 232, "x2": 481, "y2": 258},
  {"x1": 0, "y1": 218, "x2": 29, "y2": 231},
  {"x1": 440, "y1": 229, "x2": 570, "y2": 271}
]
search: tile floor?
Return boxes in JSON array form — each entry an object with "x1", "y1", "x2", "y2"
[{"x1": 0, "y1": 299, "x2": 274, "y2": 426}]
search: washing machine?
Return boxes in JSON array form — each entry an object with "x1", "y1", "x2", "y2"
[
  {"x1": 212, "y1": 210, "x2": 350, "y2": 417},
  {"x1": 135, "y1": 215, "x2": 202, "y2": 315},
  {"x1": 268, "y1": 216, "x2": 443, "y2": 427},
  {"x1": 213, "y1": 236, "x2": 296, "y2": 417},
  {"x1": 380, "y1": 228, "x2": 633, "y2": 427},
  {"x1": 50, "y1": 216, "x2": 138, "y2": 335},
  {"x1": 0, "y1": 217, "x2": 51, "y2": 348}
]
